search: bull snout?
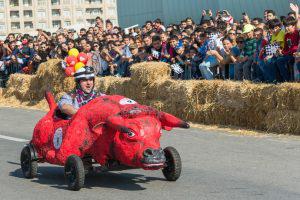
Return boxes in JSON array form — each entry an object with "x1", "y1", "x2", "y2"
[{"x1": 142, "y1": 148, "x2": 166, "y2": 168}]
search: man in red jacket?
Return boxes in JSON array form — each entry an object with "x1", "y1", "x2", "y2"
[{"x1": 276, "y1": 17, "x2": 299, "y2": 82}]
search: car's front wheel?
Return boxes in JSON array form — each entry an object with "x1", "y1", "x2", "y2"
[
  {"x1": 20, "y1": 145, "x2": 38, "y2": 179},
  {"x1": 162, "y1": 146, "x2": 182, "y2": 181},
  {"x1": 64, "y1": 155, "x2": 85, "y2": 191}
]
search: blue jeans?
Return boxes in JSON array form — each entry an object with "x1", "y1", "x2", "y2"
[
  {"x1": 199, "y1": 56, "x2": 218, "y2": 80},
  {"x1": 275, "y1": 55, "x2": 294, "y2": 82},
  {"x1": 295, "y1": 62, "x2": 300, "y2": 81},
  {"x1": 260, "y1": 58, "x2": 277, "y2": 83},
  {"x1": 117, "y1": 61, "x2": 130, "y2": 77},
  {"x1": 234, "y1": 57, "x2": 253, "y2": 80},
  {"x1": 184, "y1": 65, "x2": 192, "y2": 80},
  {"x1": 252, "y1": 62, "x2": 264, "y2": 81}
]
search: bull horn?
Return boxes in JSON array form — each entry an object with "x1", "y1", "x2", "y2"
[
  {"x1": 106, "y1": 115, "x2": 130, "y2": 132},
  {"x1": 158, "y1": 111, "x2": 190, "y2": 129}
]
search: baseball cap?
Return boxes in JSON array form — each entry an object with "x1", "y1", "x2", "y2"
[
  {"x1": 242, "y1": 24, "x2": 255, "y2": 34},
  {"x1": 129, "y1": 43, "x2": 138, "y2": 50}
]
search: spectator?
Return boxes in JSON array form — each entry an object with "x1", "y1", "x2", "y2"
[
  {"x1": 235, "y1": 24, "x2": 256, "y2": 80},
  {"x1": 266, "y1": 10, "x2": 277, "y2": 21},
  {"x1": 275, "y1": 17, "x2": 299, "y2": 82},
  {"x1": 1, "y1": 5, "x2": 299, "y2": 89}
]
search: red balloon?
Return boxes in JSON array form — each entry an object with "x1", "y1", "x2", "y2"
[
  {"x1": 77, "y1": 52, "x2": 88, "y2": 64},
  {"x1": 65, "y1": 67, "x2": 75, "y2": 77},
  {"x1": 65, "y1": 56, "x2": 78, "y2": 67}
]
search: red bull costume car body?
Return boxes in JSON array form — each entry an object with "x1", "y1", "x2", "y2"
[{"x1": 20, "y1": 92, "x2": 189, "y2": 190}]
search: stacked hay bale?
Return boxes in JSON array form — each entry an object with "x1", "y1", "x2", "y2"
[
  {"x1": 4, "y1": 74, "x2": 36, "y2": 101},
  {"x1": 34, "y1": 59, "x2": 76, "y2": 100},
  {"x1": 188, "y1": 81, "x2": 277, "y2": 130},
  {"x1": 2, "y1": 59, "x2": 76, "y2": 105},
  {"x1": 95, "y1": 76, "x2": 129, "y2": 96},
  {"x1": 128, "y1": 62, "x2": 171, "y2": 104},
  {"x1": 120, "y1": 62, "x2": 300, "y2": 134},
  {"x1": 265, "y1": 83, "x2": 300, "y2": 134},
  {"x1": 1, "y1": 59, "x2": 300, "y2": 134}
]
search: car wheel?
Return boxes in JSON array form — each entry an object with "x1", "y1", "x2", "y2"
[
  {"x1": 64, "y1": 155, "x2": 85, "y2": 191},
  {"x1": 20, "y1": 145, "x2": 38, "y2": 179},
  {"x1": 162, "y1": 146, "x2": 181, "y2": 181}
]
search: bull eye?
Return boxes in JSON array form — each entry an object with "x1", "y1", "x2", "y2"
[
  {"x1": 126, "y1": 131, "x2": 135, "y2": 137},
  {"x1": 119, "y1": 98, "x2": 137, "y2": 105}
]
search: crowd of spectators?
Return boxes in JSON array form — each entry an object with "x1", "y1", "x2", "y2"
[{"x1": 0, "y1": 3, "x2": 299, "y2": 87}]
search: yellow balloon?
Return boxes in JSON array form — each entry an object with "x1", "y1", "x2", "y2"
[
  {"x1": 74, "y1": 62, "x2": 85, "y2": 71},
  {"x1": 68, "y1": 48, "x2": 79, "y2": 57}
]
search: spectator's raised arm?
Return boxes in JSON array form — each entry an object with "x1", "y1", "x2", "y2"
[
  {"x1": 290, "y1": 3, "x2": 300, "y2": 28},
  {"x1": 37, "y1": 29, "x2": 51, "y2": 41}
]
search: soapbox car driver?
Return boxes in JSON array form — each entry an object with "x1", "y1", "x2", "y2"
[{"x1": 58, "y1": 66, "x2": 104, "y2": 117}]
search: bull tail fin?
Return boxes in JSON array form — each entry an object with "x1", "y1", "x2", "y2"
[{"x1": 45, "y1": 91, "x2": 57, "y2": 111}]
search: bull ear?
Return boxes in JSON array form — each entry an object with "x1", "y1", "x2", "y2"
[
  {"x1": 92, "y1": 122, "x2": 105, "y2": 136},
  {"x1": 158, "y1": 111, "x2": 190, "y2": 129}
]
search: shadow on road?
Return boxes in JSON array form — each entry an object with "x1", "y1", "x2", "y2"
[{"x1": 9, "y1": 163, "x2": 165, "y2": 191}]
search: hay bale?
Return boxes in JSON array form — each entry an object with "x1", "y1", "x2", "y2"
[
  {"x1": 2, "y1": 59, "x2": 300, "y2": 135},
  {"x1": 3, "y1": 59, "x2": 74, "y2": 102},
  {"x1": 63, "y1": 77, "x2": 76, "y2": 93},
  {"x1": 158, "y1": 80, "x2": 199, "y2": 118},
  {"x1": 95, "y1": 76, "x2": 121, "y2": 94},
  {"x1": 5, "y1": 74, "x2": 35, "y2": 101},
  {"x1": 187, "y1": 80, "x2": 277, "y2": 130},
  {"x1": 35, "y1": 59, "x2": 66, "y2": 98},
  {"x1": 146, "y1": 79, "x2": 177, "y2": 100},
  {"x1": 191, "y1": 80, "x2": 220, "y2": 105},
  {"x1": 275, "y1": 83, "x2": 300, "y2": 111},
  {"x1": 130, "y1": 62, "x2": 171, "y2": 85},
  {"x1": 266, "y1": 110, "x2": 300, "y2": 134},
  {"x1": 148, "y1": 100, "x2": 165, "y2": 111},
  {"x1": 108, "y1": 78, "x2": 130, "y2": 95}
]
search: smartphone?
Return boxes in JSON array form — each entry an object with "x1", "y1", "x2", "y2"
[
  {"x1": 205, "y1": 10, "x2": 210, "y2": 15},
  {"x1": 242, "y1": 12, "x2": 247, "y2": 16}
]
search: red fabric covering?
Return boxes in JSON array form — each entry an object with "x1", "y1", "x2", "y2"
[{"x1": 31, "y1": 93, "x2": 188, "y2": 168}]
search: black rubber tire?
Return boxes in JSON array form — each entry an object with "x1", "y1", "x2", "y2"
[
  {"x1": 162, "y1": 146, "x2": 182, "y2": 181},
  {"x1": 20, "y1": 146, "x2": 38, "y2": 179},
  {"x1": 64, "y1": 155, "x2": 85, "y2": 191}
]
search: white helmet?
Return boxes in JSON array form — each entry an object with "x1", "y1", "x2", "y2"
[{"x1": 74, "y1": 66, "x2": 95, "y2": 81}]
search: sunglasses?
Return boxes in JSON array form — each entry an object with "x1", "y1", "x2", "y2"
[
  {"x1": 228, "y1": 32, "x2": 236, "y2": 35},
  {"x1": 237, "y1": 41, "x2": 244, "y2": 43}
]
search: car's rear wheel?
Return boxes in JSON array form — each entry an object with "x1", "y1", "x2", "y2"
[
  {"x1": 162, "y1": 146, "x2": 181, "y2": 181},
  {"x1": 20, "y1": 145, "x2": 38, "y2": 179},
  {"x1": 64, "y1": 155, "x2": 85, "y2": 191}
]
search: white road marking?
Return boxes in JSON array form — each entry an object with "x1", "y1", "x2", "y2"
[{"x1": 0, "y1": 135, "x2": 29, "y2": 142}]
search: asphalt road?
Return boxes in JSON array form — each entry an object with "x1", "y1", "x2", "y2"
[{"x1": 0, "y1": 107, "x2": 300, "y2": 200}]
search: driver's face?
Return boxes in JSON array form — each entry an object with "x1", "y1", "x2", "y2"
[{"x1": 80, "y1": 79, "x2": 94, "y2": 93}]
